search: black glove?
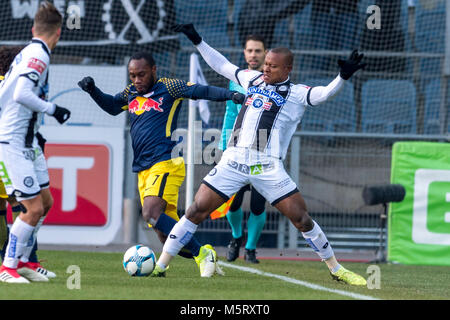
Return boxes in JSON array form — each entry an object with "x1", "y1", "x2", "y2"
[
  {"x1": 35, "y1": 132, "x2": 47, "y2": 153},
  {"x1": 338, "y1": 50, "x2": 366, "y2": 80},
  {"x1": 53, "y1": 105, "x2": 71, "y2": 124},
  {"x1": 78, "y1": 76, "x2": 96, "y2": 94},
  {"x1": 171, "y1": 23, "x2": 202, "y2": 45},
  {"x1": 231, "y1": 92, "x2": 246, "y2": 105}
]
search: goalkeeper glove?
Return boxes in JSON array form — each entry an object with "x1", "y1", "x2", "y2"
[
  {"x1": 338, "y1": 50, "x2": 366, "y2": 80},
  {"x1": 231, "y1": 92, "x2": 246, "y2": 105},
  {"x1": 172, "y1": 24, "x2": 202, "y2": 45},
  {"x1": 78, "y1": 76, "x2": 96, "y2": 94},
  {"x1": 52, "y1": 105, "x2": 71, "y2": 124}
]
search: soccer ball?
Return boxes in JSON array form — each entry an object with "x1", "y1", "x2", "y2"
[{"x1": 123, "y1": 244, "x2": 156, "y2": 277}]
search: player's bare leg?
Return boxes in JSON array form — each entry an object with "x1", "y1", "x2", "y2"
[
  {"x1": 274, "y1": 191, "x2": 366, "y2": 286},
  {"x1": 142, "y1": 195, "x2": 166, "y2": 226},
  {"x1": 11, "y1": 194, "x2": 49, "y2": 282},
  {"x1": 143, "y1": 194, "x2": 219, "y2": 275},
  {"x1": 0, "y1": 195, "x2": 46, "y2": 283},
  {"x1": 154, "y1": 183, "x2": 226, "y2": 277},
  {"x1": 16, "y1": 188, "x2": 57, "y2": 279}
]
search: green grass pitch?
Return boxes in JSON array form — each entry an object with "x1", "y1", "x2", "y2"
[{"x1": 0, "y1": 250, "x2": 449, "y2": 300}]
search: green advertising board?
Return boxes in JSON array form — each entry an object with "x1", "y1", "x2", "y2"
[{"x1": 388, "y1": 141, "x2": 450, "y2": 266}]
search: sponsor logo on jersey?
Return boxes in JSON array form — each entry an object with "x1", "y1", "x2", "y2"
[
  {"x1": 245, "y1": 96, "x2": 273, "y2": 111},
  {"x1": 128, "y1": 96, "x2": 164, "y2": 115},
  {"x1": 27, "y1": 58, "x2": 46, "y2": 74},
  {"x1": 247, "y1": 87, "x2": 285, "y2": 106},
  {"x1": 227, "y1": 160, "x2": 275, "y2": 175}
]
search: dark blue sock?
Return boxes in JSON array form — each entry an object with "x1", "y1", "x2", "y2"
[
  {"x1": 0, "y1": 209, "x2": 7, "y2": 262},
  {"x1": 28, "y1": 241, "x2": 38, "y2": 263},
  {"x1": 154, "y1": 213, "x2": 201, "y2": 257}
]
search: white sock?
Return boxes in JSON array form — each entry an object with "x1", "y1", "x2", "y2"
[
  {"x1": 302, "y1": 220, "x2": 334, "y2": 260},
  {"x1": 162, "y1": 216, "x2": 198, "y2": 257},
  {"x1": 3, "y1": 217, "x2": 35, "y2": 268},
  {"x1": 20, "y1": 216, "x2": 45, "y2": 263}
]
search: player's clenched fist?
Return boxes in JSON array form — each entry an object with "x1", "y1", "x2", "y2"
[
  {"x1": 52, "y1": 105, "x2": 71, "y2": 124},
  {"x1": 171, "y1": 23, "x2": 202, "y2": 45},
  {"x1": 338, "y1": 50, "x2": 366, "y2": 80},
  {"x1": 231, "y1": 92, "x2": 246, "y2": 105},
  {"x1": 78, "y1": 76, "x2": 96, "y2": 94}
]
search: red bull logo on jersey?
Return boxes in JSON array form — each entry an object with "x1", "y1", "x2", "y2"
[{"x1": 128, "y1": 96, "x2": 164, "y2": 115}]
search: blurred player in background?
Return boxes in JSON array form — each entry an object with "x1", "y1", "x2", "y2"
[
  {"x1": 0, "y1": 46, "x2": 55, "y2": 280},
  {"x1": 153, "y1": 23, "x2": 367, "y2": 286},
  {"x1": 220, "y1": 34, "x2": 268, "y2": 264},
  {"x1": 78, "y1": 51, "x2": 245, "y2": 277},
  {"x1": 0, "y1": 2, "x2": 71, "y2": 284}
]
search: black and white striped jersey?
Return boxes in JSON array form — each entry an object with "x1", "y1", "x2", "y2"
[
  {"x1": 228, "y1": 69, "x2": 311, "y2": 160},
  {"x1": 0, "y1": 38, "x2": 54, "y2": 147},
  {"x1": 195, "y1": 40, "x2": 345, "y2": 161}
]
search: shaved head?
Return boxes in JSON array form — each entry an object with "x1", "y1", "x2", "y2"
[
  {"x1": 270, "y1": 47, "x2": 294, "y2": 68},
  {"x1": 262, "y1": 48, "x2": 293, "y2": 84}
]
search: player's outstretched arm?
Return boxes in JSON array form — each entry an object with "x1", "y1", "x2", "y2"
[
  {"x1": 78, "y1": 76, "x2": 125, "y2": 116},
  {"x1": 13, "y1": 75, "x2": 70, "y2": 124},
  {"x1": 172, "y1": 24, "x2": 239, "y2": 83},
  {"x1": 308, "y1": 49, "x2": 366, "y2": 106},
  {"x1": 191, "y1": 84, "x2": 245, "y2": 104}
]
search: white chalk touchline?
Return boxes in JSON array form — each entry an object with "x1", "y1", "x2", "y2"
[{"x1": 218, "y1": 261, "x2": 379, "y2": 300}]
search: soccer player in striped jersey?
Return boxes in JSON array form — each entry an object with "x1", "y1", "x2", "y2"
[
  {"x1": 0, "y1": 45, "x2": 56, "y2": 280},
  {"x1": 0, "y1": 2, "x2": 70, "y2": 284},
  {"x1": 153, "y1": 23, "x2": 367, "y2": 286},
  {"x1": 78, "y1": 51, "x2": 245, "y2": 277},
  {"x1": 220, "y1": 34, "x2": 269, "y2": 264}
]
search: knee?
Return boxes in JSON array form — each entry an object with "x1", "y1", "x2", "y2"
[
  {"x1": 142, "y1": 206, "x2": 162, "y2": 224},
  {"x1": 141, "y1": 197, "x2": 166, "y2": 224},
  {"x1": 250, "y1": 203, "x2": 266, "y2": 215},
  {"x1": 43, "y1": 196, "x2": 54, "y2": 215},
  {"x1": 185, "y1": 200, "x2": 208, "y2": 224},
  {"x1": 29, "y1": 203, "x2": 45, "y2": 219},
  {"x1": 292, "y1": 211, "x2": 313, "y2": 233}
]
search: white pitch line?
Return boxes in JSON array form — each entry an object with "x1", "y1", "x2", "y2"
[{"x1": 218, "y1": 261, "x2": 379, "y2": 300}]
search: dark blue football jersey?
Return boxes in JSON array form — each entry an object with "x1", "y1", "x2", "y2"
[{"x1": 114, "y1": 78, "x2": 226, "y2": 172}]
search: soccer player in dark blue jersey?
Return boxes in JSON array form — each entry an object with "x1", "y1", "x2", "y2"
[{"x1": 78, "y1": 52, "x2": 245, "y2": 277}]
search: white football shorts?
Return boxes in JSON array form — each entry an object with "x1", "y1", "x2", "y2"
[
  {"x1": 0, "y1": 141, "x2": 49, "y2": 201},
  {"x1": 203, "y1": 147, "x2": 298, "y2": 205}
]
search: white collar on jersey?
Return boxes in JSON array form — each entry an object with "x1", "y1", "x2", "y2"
[
  {"x1": 272, "y1": 76, "x2": 290, "y2": 86},
  {"x1": 262, "y1": 76, "x2": 290, "y2": 89},
  {"x1": 31, "y1": 37, "x2": 52, "y2": 55}
]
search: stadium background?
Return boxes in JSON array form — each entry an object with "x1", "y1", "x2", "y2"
[{"x1": 0, "y1": 0, "x2": 448, "y2": 256}]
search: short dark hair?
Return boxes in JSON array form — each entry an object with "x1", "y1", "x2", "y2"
[
  {"x1": 0, "y1": 46, "x2": 25, "y2": 76},
  {"x1": 244, "y1": 34, "x2": 267, "y2": 50},
  {"x1": 270, "y1": 47, "x2": 294, "y2": 68},
  {"x1": 33, "y1": 1, "x2": 63, "y2": 35},
  {"x1": 128, "y1": 51, "x2": 156, "y2": 68}
]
